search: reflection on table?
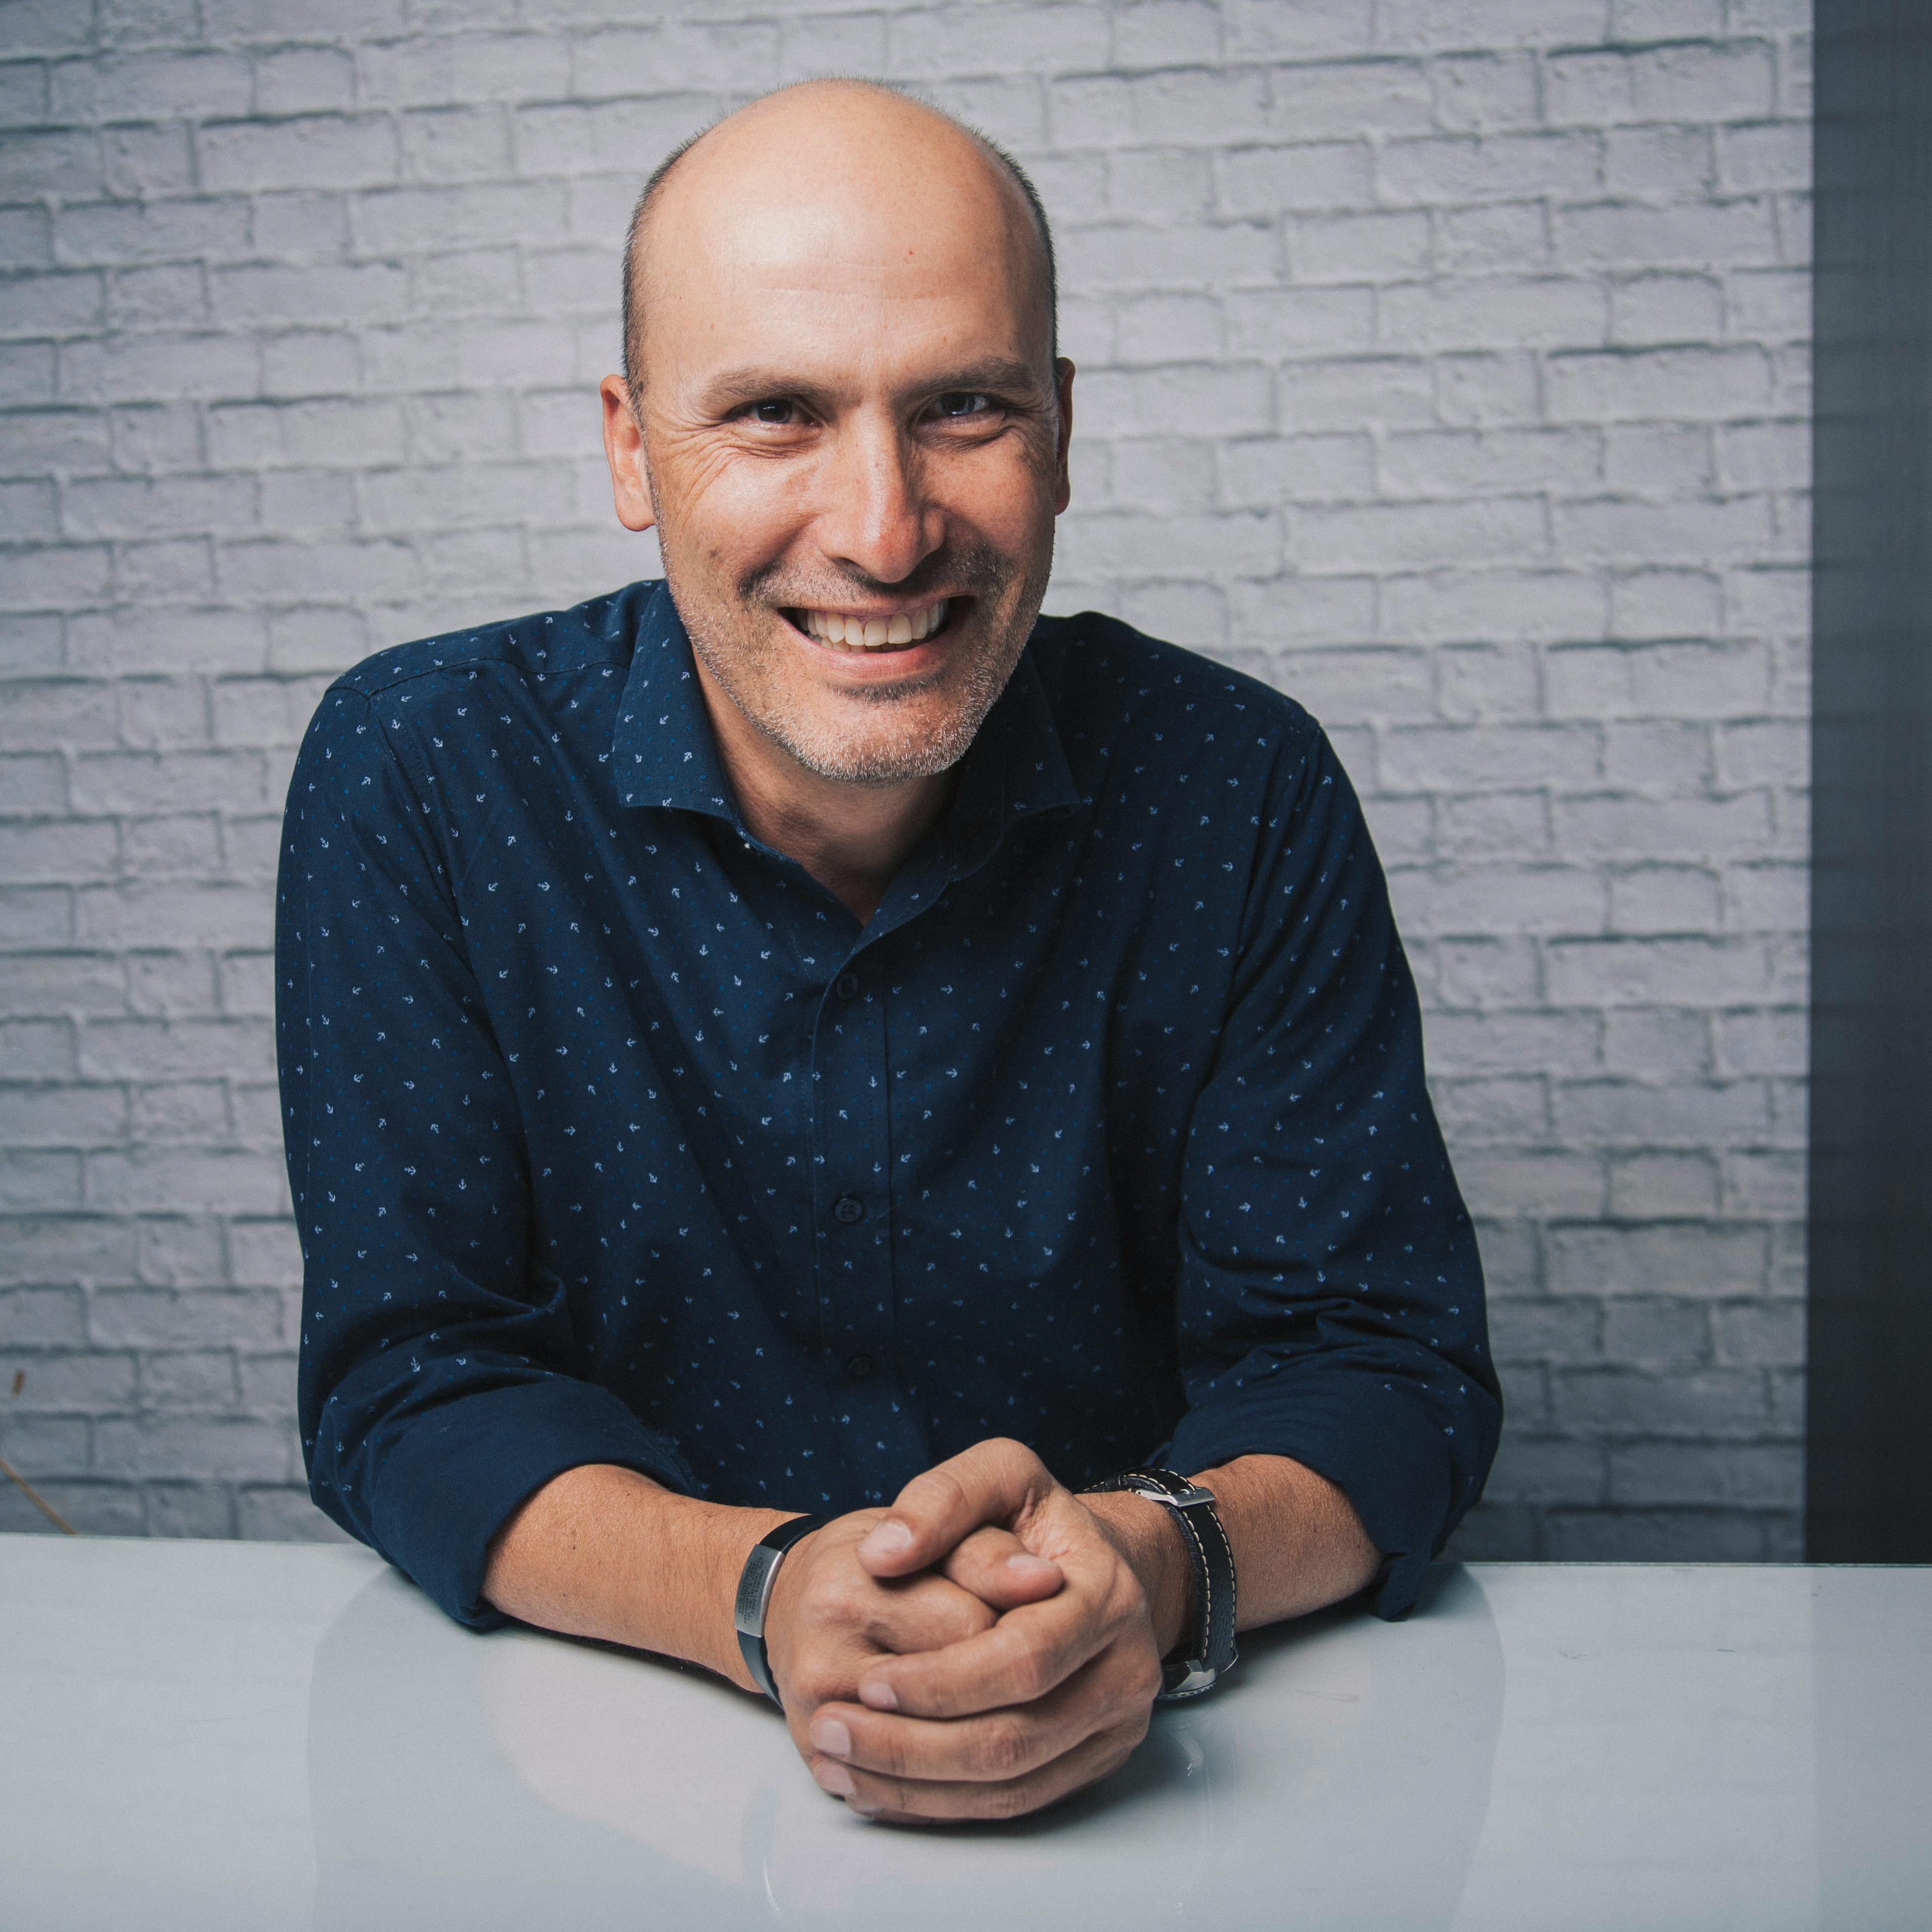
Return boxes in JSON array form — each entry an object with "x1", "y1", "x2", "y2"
[{"x1": 2, "y1": 1538, "x2": 1926, "y2": 1930}]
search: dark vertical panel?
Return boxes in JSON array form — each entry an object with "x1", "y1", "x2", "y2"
[{"x1": 1808, "y1": 1, "x2": 1932, "y2": 1560}]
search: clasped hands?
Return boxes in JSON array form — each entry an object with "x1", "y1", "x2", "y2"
[{"x1": 760, "y1": 1437, "x2": 1190, "y2": 1824}]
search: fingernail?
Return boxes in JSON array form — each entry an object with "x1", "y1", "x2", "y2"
[
  {"x1": 813, "y1": 1759, "x2": 856, "y2": 1799},
  {"x1": 809, "y1": 1717, "x2": 851, "y2": 1758},
  {"x1": 858, "y1": 1519, "x2": 913, "y2": 1559},
  {"x1": 858, "y1": 1679, "x2": 898, "y2": 1712}
]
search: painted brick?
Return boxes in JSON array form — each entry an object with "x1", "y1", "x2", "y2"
[
  {"x1": 1058, "y1": 218, "x2": 1274, "y2": 291},
  {"x1": 1215, "y1": 141, "x2": 1374, "y2": 217},
  {"x1": 1599, "y1": 718, "x2": 1718, "y2": 796},
  {"x1": 1429, "y1": 52, "x2": 1539, "y2": 132},
  {"x1": 1224, "y1": 286, "x2": 1376, "y2": 355},
  {"x1": 1381, "y1": 277, "x2": 1607, "y2": 352},
  {"x1": 237, "y1": 1485, "x2": 351, "y2": 1539},
  {"x1": 1546, "y1": 1222, "x2": 1768, "y2": 1299},
  {"x1": 1379, "y1": 427, "x2": 1601, "y2": 497},
  {"x1": 1290, "y1": 208, "x2": 1430, "y2": 282},
  {"x1": 1376, "y1": 0, "x2": 1607, "y2": 48},
  {"x1": 0, "y1": 0, "x2": 1812, "y2": 1562},
  {"x1": 1545, "y1": 43, "x2": 1778, "y2": 126},
  {"x1": 1608, "y1": 1150, "x2": 1722, "y2": 1217},
  {"x1": 1292, "y1": 495, "x2": 1547, "y2": 570},
  {"x1": 1274, "y1": 355, "x2": 1433, "y2": 432},
  {"x1": 1554, "y1": 197, "x2": 1780, "y2": 271},
  {"x1": 1381, "y1": 133, "x2": 1603, "y2": 207},
  {"x1": 1606, "y1": 1439, "x2": 1799, "y2": 1507}
]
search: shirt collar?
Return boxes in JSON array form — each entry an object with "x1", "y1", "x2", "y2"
[
  {"x1": 609, "y1": 579, "x2": 1083, "y2": 835},
  {"x1": 609, "y1": 581, "x2": 738, "y2": 820}
]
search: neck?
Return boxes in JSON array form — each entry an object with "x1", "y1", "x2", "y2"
[{"x1": 692, "y1": 660, "x2": 954, "y2": 925}]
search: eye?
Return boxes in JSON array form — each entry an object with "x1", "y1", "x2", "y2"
[
  {"x1": 931, "y1": 391, "x2": 994, "y2": 420},
  {"x1": 745, "y1": 398, "x2": 799, "y2": 425}
]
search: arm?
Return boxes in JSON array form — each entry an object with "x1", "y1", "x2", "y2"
[
  {"x1": 480, "y1": 1459, "x2": 1067, "y2": 1706},
  {"x1": 1159, "y1": 721, "x2": 1501, "y2": 1618},
  {"x1": 279, "y1": 688, "x2": 697, "y2": 1619},
  {"x1": 1084, "y1": 1448, "x2": 1380, "y2": 1647}
]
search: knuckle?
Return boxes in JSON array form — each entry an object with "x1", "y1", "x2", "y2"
[
  {"x1": 1131, "y1": 1652, "x2": 1164, "y2": 1706},
  {"x1": 976, "y1": 1714, "x2": 1033, "y2": 1780},
  {"x1": 1009, "y1": 1646, "x2": 1055, "y2": 1702},
  {"x1": 926, "y1": 1467, "x2": 972, "y2": 1518},
  {"x1": 878, "y1": 1776, "x2": 922, "y2": 1816}
]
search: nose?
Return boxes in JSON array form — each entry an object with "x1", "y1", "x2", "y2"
[{"x1": 815, "y1": 414, "x2": 941, "y2": 587}]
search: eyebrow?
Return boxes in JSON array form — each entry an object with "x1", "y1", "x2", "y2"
[{"x1": 697, "y1": 355, "x2": 1050, "y2": 416}]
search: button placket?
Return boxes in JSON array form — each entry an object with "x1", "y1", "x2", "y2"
[
  {"x1": 806, "y1": 945, "x2": 925, "y2": 1491},
  {"x1": 809, "y1": 952, "x2": 895, "y2": 1356}
]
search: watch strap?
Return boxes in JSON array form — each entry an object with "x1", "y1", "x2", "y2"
[
  {"x1": 1084, "y1": 1466, "x2": 1238, "y2": 1701},
  {"x1": 733, "y1": 1514, "x2": 824, "y2": 1708}
]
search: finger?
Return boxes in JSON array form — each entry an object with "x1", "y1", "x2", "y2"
[
  {"x1": 858, "y1": 1582, "x2": 1127, "y2": 1719},
  {"x1": 811, "y1": 1719, "x2": 1146, "y2": 1824},
  {"x1": 854, "y1": 1437, "x2": 1055, "y2": 1578},
  {"x1": 862, "y1": 1571, "x2": 1001, "y2": 1655},
  {"x1": 808, "y1": 1656, "x2": 1115, "y2": 1785},
  {"x1": 941, "y1": 1525, "x2": 1064, "y2": 1610},
  {"x1": 769, "y1": 1568, "x2": 998, "y2": 1717}
]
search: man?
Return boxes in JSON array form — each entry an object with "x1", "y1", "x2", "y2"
[{"x1": 278, "y1": 80, "x2": 1499, "y2": 1825}]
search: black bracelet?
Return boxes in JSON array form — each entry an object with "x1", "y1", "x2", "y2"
[
  {"x1": 732, "y1": 1514, "x2": 824, "y2": 1709},
  {"x1": 1084, "y1": 1467, "x2": 1239, "y2": 1701}
]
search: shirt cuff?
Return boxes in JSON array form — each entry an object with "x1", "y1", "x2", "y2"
[
  {"x1": 365, "y1": 1378, "x2": 698, "y2": 1629},
  {"x1": 1161, "y1": 1375, "x2": 1456, "y2": 1622}
]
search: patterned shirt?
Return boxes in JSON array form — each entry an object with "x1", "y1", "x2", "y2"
[{"x1": 278, "y1": 580, "x2": 1499, "y2": 1628}]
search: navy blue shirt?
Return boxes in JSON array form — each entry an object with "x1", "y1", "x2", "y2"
[{"x1": 278, "y1": 581, "x2": 1498, "y2": 1628}]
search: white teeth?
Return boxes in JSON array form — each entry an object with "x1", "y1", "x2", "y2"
[{"x1": 801, "y1": 600, "x2": 946, "y2": 650}]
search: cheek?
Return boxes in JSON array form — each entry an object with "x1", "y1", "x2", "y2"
[
  {"x1": 941, "y1": 439, "x2": 1062, "y2": 551},
  {"x1": 654, "y1": 439, "x2": 808, "y2": 563}
]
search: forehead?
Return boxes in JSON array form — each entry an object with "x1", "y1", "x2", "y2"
[{"x1": 639, "y1": 103, "x2": 1045, "y2": 373}]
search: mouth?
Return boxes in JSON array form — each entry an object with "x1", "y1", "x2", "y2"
[{"x1": 787, "y1": 598, "x2": 954, "y2": 654}]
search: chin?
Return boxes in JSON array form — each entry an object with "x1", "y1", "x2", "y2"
[{"x1": 778, "y1": 704, "x2": 979, "y2": 787}]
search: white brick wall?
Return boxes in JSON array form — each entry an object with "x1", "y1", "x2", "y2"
[{"x1": 0, "y1": 0, "x2": 1811, "y2": 1559}]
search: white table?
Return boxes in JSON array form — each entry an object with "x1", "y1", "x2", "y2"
[{"x1": 2, "y1": 1537, "x2": 1926, "y2": 1930}]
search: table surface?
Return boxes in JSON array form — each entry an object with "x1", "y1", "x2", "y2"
[{"x1": 3, "y1": 1538, "x2": 1926, "y2": 1931}]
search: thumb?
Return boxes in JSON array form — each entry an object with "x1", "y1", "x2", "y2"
[
  {"x1": 943, "y1": 1524, "x2": 1066, "y2": 1610},
  {"x1": 854, "y1": 1437, "x2": 1057, "y2": 1578}
]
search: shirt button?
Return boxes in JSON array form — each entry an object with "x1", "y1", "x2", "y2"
[
  {"x1": 834, "y1": 971, "x2": 860, "y2": 1000},
  {"x1": 833, "y1": 1193, "x2": 864, "y2": 1224},
  {"x1": 844, "y1": 1353, "x2": 874, "y2": 1381}
]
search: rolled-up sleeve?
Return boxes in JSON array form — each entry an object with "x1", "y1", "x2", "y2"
[
  {"x1": 276, "y1": 684, "x2": 695, "y2": 1627},
  {"x1": 1165, "y1": 726, "x2": 1501, "y2": 1619}
]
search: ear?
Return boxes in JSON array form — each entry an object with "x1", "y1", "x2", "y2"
[
  {"x1": 1051, "y1": 357, "x2": 1075, "y2": 515},
  {"x1": 599, "y1": 374, "x2": 658, "y2": 533}
]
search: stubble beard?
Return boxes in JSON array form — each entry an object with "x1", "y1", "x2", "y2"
[{"x1": 662, "y1": 528, "x2": 1053, "y2": 790}]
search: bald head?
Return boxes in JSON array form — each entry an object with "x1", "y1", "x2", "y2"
[{"x1": 620, "y1": 81, "x2": 1057, "y2": 399}]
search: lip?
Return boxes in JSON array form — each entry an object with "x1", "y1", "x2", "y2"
[{"x1": 779, "y1": 597, "x2": 967, "y2": 676}]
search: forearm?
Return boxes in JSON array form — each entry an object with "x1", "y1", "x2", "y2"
[
  {"x1": 1082, "y1": 1452, "x2": 1380, "y2": 1654},
  {"x1": 481, "y1": 1462, "x2": 793, "y2": 1691}
]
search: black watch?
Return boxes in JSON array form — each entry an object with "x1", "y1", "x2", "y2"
[{"x1": 1084, "y1": 1466, "x2": 1238, "y2": 1701}]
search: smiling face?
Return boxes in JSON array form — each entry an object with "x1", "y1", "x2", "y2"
[{"x1": 601, "y1": 85, "x2": 1073, "y2": 790}]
